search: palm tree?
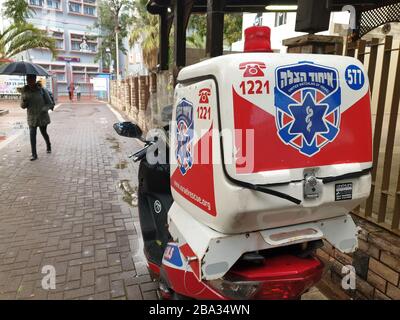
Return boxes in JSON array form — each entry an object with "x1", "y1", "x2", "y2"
[
  {"x1": 129, "y1": 0, "x2": 159, "y2": 70},
  {"x1": 2, "y1": 0, "x2": 35, "y2": 25},
  {"x1": 187, "y1": 32, "x2": 206, "y2": 49},
  {"x1": 0, "y1": 24, "x2": 57, "y2": 60}
]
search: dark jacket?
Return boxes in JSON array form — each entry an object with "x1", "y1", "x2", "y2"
[{"x1": 20, "y1": 83, "x2": 51, "y2": 127}]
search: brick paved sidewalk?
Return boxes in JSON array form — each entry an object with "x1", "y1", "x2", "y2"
[
  {"x1": 0, "y1": 102, "x2": 159, "y2": 300},
  {"x1": 0, "y1": 101, "x2": 329, "y2": 300}
]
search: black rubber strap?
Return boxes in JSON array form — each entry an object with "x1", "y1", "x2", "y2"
[
  {"x1": 232, "y1": 180, "x2": 302, "y2": 205},
  {"x1": 231, "y1": 167, "x2": 372, "y2": 205},
  {"x1": 321, "y1": 167, "x2": 372, "y2": 184}
]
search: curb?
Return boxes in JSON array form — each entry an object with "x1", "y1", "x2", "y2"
[
  {"x1": 0, "y1": 130, "x2": 24, "y2": 151},
  {"x1": 106, "y1": 103, "x2": 127, "y2": 122},
  {"x1": 0, "y1": 109, "x2": 9, "y2": 117},
  {"x1": 53, "y1": 103, "x2": 63, "y2": 111}
]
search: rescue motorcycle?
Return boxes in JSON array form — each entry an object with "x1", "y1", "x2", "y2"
[{"x1": 113, "y1": 26, "x2": 372, "y2": 300}]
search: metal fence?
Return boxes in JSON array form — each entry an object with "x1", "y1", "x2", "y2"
[{"x1": 345, "y1": 36, "x2": 400, "y2": 235}]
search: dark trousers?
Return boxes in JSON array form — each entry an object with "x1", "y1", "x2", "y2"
[{"x1": 30, "y1": 125, "x2": 51, "y2": 156}]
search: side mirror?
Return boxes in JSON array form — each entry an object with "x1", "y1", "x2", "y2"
[{"x1": 113, "y1": 122, "x2": 143, "y2": 139}]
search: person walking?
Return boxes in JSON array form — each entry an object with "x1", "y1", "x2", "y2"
[
  {"x1": 21, "y1": 74, "x2": 52, "y2": 161},
  {"x1": 67, "y1": 83, "x2": 74, "y2": 101},
  {"x1": 76, "y1": 84, "x2": 81, "y2": 101}
]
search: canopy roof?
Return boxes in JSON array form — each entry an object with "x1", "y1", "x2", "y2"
[
  {"x1": 146, "y1": 0, "x2": 400, "y2": 72},
  {"x1": 146, "y1": 0, "x2": 385, "y2": 15}
]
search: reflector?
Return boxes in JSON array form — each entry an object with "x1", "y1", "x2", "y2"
[{"x1": 208, "y1": 254, "x2": 323, "y2": 300}]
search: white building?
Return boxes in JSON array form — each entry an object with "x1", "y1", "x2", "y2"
[
  {"x1": 122, "y1": 37, "x2": 147, "y2": 77},
  {"x1": 232, "y1": 11, "x2": 351, "y2": 53},
  {"x1": 25, "y1": 0, "x2": 101, "y2": 97}
]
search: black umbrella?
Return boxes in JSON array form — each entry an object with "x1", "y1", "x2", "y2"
[{"x1": 0, "y1": 61, "x2": 50, "y2": 76}]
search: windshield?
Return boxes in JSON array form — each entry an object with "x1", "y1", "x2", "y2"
[{"x1": 143, "y1": 71, "x2": 174, "y2": 131}]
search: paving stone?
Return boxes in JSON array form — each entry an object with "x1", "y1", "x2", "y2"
[
  {"x1": 81, "y1": 270, "x2": 95, "y2": 287},
  {"x1": 96, "y1": 265, "x2": 122, "y2": 276},
  {"x1": 64, "y1": 280, "x2": 81, "y2": 291},
  {"x1": 30, "y1": 289, "x2": 49, "y2": 300},
  {"x1": 110, "y1": 280, "x2": 125, "y2": 298},
  {"x1": 82, "y1": 261, "x2": 108, "y2": 272},
  {"x1": 64, "y1": 286, "x2": 95, "y2": 300},
  {"x1": 47, "y1": 292, "x2": 64, "y2": 300},
  {"x1": 125, "y1": 275, "x2": 152, "y2": 286},
  {"x1": 95, "y1": 275, "x2": 110, "y2": 293},
  {"x1": 15, "y1": 280, "x2": 36, "y2": 299},
  {"x1": 95, "y1": 249, "x2": 107, "y2": 262},
  {"x1": 108, "y1": 269, "x2": 133, "y2": 282},
  {"x1": 94, "y1": 291, "x2": 111, "y2": 300},
  {"x1": 142, "y1": 291, "x2": 159, "y2": 300},
  {"x1": 67, "y1": 266, "x2": 81, "y2": 281},
  {"x1": 140, "y1": 281, "x2": 159, "y2": 292},
  {"x1": 0, "y1": 102, "x2": 165, "y2": 300},
  {"x1": 126, "y1": 284, "x2": 143, "y2": 300},
  {"x1": 108, "y1": 253, "x2": 121, "y2": 266}
]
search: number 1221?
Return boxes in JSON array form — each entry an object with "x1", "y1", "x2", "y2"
[{"x1": 239, "y1": 80, "x2": 270, "y2": 95}]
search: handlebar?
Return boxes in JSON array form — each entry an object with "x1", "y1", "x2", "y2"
[{"x1": 129, "y1": 142, "x2": 154, "y2": 162}]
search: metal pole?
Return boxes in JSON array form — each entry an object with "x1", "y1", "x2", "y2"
[
  {"x1": 206, "y1": 0, "x2": 225, "y2": 58},
  {"x1": 109, "y1": 53, "x2": 113, "y2": 74},
  {"x1": 159, "y1": 11, "x2": 169, "y2": 70},
  {"x1": 173, "y1": 1, "x2": 186, "y2": 69},
  {"x1": 107, "y1": 77, "x2": 110, "y2": 103},
  {"x1": 115, "y1": 29, "x2": 120, "y2": 81}
]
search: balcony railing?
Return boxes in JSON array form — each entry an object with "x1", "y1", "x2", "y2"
[{"x1": 29, "y1": 0, "x2": 44, "y2": 6}]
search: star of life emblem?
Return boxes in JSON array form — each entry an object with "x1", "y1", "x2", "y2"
[
  {"x1": 274, "y1": 62, "x2": 341, "y2": 157},
  {"x1": 176, "y1": 98, "x2": 194, "y2": 175}
]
